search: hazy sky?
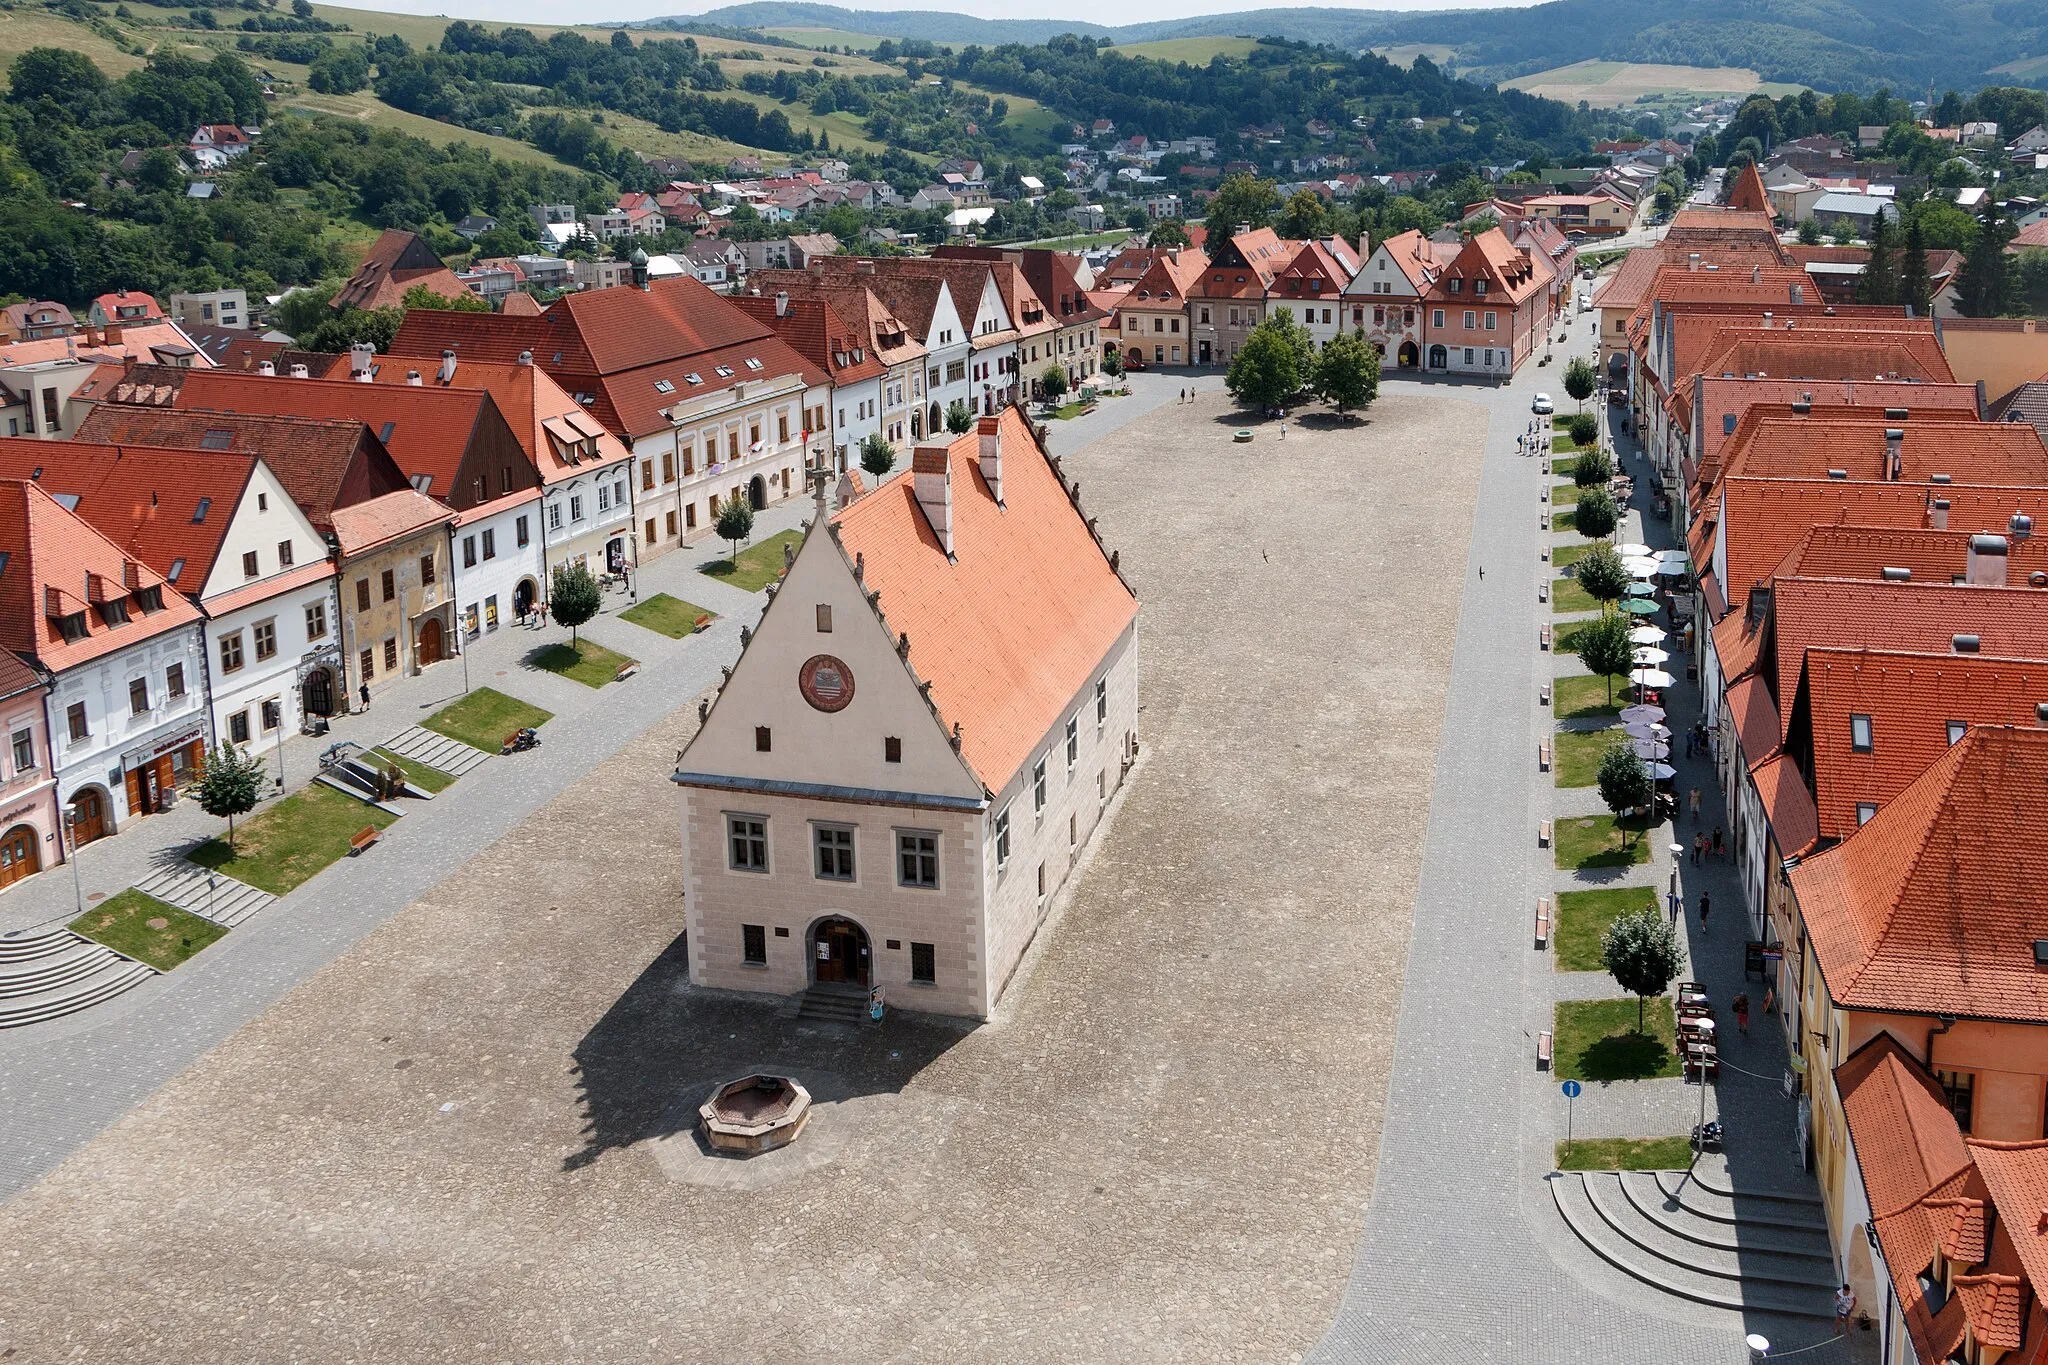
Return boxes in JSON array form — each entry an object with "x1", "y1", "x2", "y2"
[{"x1": 337, "y1": 0, "x2": 1539, "y2": 32}]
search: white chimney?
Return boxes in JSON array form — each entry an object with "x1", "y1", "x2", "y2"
[
  {"x1": 438, "y1": 349, "x2": 457, "y2": 384},
  {"x1": 1966, "y1": 534, "x2": 2010, "y2": 586},
  {"x1": 406, "y1": 370, "x2": 423, "y2": 386},
  {"x1": 1885, "y1": 428, "x2": 1903, "y2": 480},
  {"x1": 349, "y1": 342, "x2": 375, "y2": 379},
  {"x1": 977, "y1": 414, "x2": 1002, "y2": 504},
  {"x1": 775, "y1": 290, "x2": 789, "y2": 318},
  {"x1": 1751, "y1": 265, "x2": 1762, "y2": 284},
  {"x1": 1688, "y1": 253, "x2": 1700, "y2": 271},
  {"x1": 912, "y1": 445, "x2": 953, "y2": 557},
  {"x1": 257, "y1": 360, "x2": 275, "y2": 376},
  {"x1": 289, "y1": 363, "x2": 309, "y2": 379},
  {"x1": 1929, "y1": 498, "x2": 1951, "y2": 530}
]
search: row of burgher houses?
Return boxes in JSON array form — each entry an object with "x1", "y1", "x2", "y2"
[{"x1": 1596, "y1": 159, "x2": 2048, "y2": 1363}]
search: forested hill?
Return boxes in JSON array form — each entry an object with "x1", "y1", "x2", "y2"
[{"x1": 683, "y1": 0, "x2": 2048, "y2": 94}]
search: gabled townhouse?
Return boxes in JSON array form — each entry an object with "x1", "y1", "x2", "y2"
[
  {"x1": 934, "y1": 246, "x2": 1106, "y2": 393},
  {"x1": 793, "y1": 260, "x2": 980, "y2": 426},
  {"x1": 389, "y1": 274, "x2": 823, "y2": 564},
  {"x1": 0, "y1": 437, "x2": 338, "y2": 763},
  {"x1": 87, "y1": 292, "x2": 164, "y2": 329},
  {"x1": 880, "y1": 259, "x2": 1036, "y2": 413},
  {"x1": 1419, "y1": 227, "x2": 1555, "y2": 378},
  {"x1": 1, "y1": 302, "x2": 76, "y2": 341},
  {"x1": 742, "y1": 275, "x2": 927, "y2": 455},
  {"x1": 0, "y1": 480, "x2": 205, "y2": 847},
  {"x1": 1519, "y1": 194, "x2": 1633, "y2": 235},
  {"x1": 326, "y1": 490, "x2": 459, "y2": 701},
  {"x1": 1345, "y1": 229, "x2": 1455, "y2": 369},
  {"x1": 333, "y1": 229, "x2": 468, "y2": 312},
  {"x1": 1113, "y1": 249, "x2": 1205, "y2": 367},
  {"x1": 1190, "y1": 227, "x2": 1297, "y2": 367},
  {"x1": 1268, "y1": 239, "x2": 1359, "y2": 351},
  {"x1": 0, "y1": 649, "x2": 58, "y2": 890},
  {"x1": 672, "y1": 409, "x2": 1139, "y2": 1019},
  {"x1": 732, "y1": 290, "x2": 887, "y2": 470},
  {"x1": 187, "y1": 123, "x2": 253, "y2": 170}
]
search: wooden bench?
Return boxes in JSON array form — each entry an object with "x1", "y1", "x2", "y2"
[
  {"x1": 615, "y1": 661, "x2": 639, "y2": 682},
  {"x1": 1540, "y1": 487, "x2": 1549, "y2": 504},
  {"x1": 1537, "y1": 1030, "x2": 1554, "y2": 1070},
  {"x1": 1541, "y1": 512, "x2": 1551, "y2": 530},
  {"x1": 1541, "y1": 545, "x2": 1551, "y2": 563},
  {"x1": 691, "y1": 615, "x2": 712, "y2": 633},
  {"x1": 1540, "y1": 626, "x2": 1552, "y2": 651},
  {"x1": 349, "y1": 825, "x2": 381, "y2": 856},
  {"x1": 1542, "y1": 462, "x2": 1551, "y2": 478},
  {"x1": 1539, "y1": 820, "x2": 1553, "y2": 847},
  {"x1": 1538, "y1": 581, "x2": 1549, "y2": 603},
  {"x1": 1538, "y1": 743, "x2": 1552, "y2": 772},
  {"x1": 1540, "y1": 683, "x2": 1552, "y2": 706},
  {"x1": 1535, "y1": 897, "x2": 1552, "y2": 948}
]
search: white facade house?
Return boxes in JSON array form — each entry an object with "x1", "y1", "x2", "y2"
[
  {"x1": 1343, "y1": 229, "x2": 1443, "y2": 369},
  {"x1": 453, "y1": 493, "x2": 545, "y2": 637}
]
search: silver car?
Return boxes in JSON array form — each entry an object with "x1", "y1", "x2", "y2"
[{"x1": 1532, "y1": 393, "x2": 1555, "y2": 415}]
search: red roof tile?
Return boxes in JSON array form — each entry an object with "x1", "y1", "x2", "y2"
[
  {"x1": 334, "y1": 230, "x2": 468, "y2": 313},
  {"x1": 1771, "y1": 523, "x2": 2048, "y2": 589},
  {"x1": 1725, "y1": 161, "x2": 1774, "y2": 215},
  {"x1": 1719, "y1": 415, "x2": 2048, "y2": 489},
  {"x1": 1691, "y1": 397, "x2": 1984, "y2": 493},
  {"x1": 329, "y1": 488, "x2": 454, "y2": 557},
  {"x1": 1751, "y1": 751, "x2": 1820, "y2": 856}
]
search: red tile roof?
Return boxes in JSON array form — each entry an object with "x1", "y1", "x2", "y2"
[
  {"x1": 728, "y1": 293, "x2": 887, "y2": 390},
  {"x1": 1770, "y1": 524, "x2": 2048, "y2": 588},
  {"x1": 1725, "y1": 672, "x2": 1782, "y2": 767},
  {"x1": 1725, "y1": 161, "x2": 1774, "y2": 215},
  {"x1": 328, "y1": 488, "x2": 454, "y2": 557},
  {"x1": 1794, "y1": 726, "x2": 2048, "y2": 1021},
  {"x1": 368, "y1": 359, "x2": 628, "y2": 488},
  {"x1": 1718, "y1": 415, "x2": 2048, "y2": 489},
  {"x1": 1691, "y1": 397, "x2": 1985, "y2": 492},
  {"x1": 1751, "y1": 751, "x2": 1820, "y2": 856},
  {"x1": 1788, "y1": 648, "x2": 2048, "y2": 841},
  {"x1": 830, "y1": 409, "x2": 1136, "y2": 786},
  {"x1": 1425, "y1": 227, "x2": 1549, "y2": 307},
  {"x1": 335, "y1": 230, "x2": 468, "y2": 313},
  {"x1": 0, "y1": 479, "x2": 202, "y2": 673},
  {"x1": 1967, "y1": 1141, "x2": 2048, "y2": 1303}
]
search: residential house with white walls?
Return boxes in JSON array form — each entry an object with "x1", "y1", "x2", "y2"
[
  {"x1": 1344, "y1": 229, "x2": 1453, "y2": 369},
  {"x1": 0, "y1": 650, "x2": 58, "y2": 891}
]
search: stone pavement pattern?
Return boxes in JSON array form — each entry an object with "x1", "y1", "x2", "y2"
[{"x1": 0, "y1": 393, "x2": 1483, "y2": 1361}]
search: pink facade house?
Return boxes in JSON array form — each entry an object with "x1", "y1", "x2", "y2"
[
  {"x1": 0, "y1": 649, "x2": 58, "y2": 893},
  {"x1": 1420, "y1": 228, "x2": 1555, "y2": 379}
]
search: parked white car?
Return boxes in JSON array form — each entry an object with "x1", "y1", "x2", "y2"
[{"x1": 1532, "y1": 393, "x2": 1555, "y2": 415}]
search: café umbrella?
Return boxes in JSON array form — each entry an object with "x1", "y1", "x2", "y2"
[
  {"x1": 1649, "y1": 762, "x2": 1678, "y2": 780},
  {"x1": 1630, "y1": 667, "x2": 1676, "y2": 688},
  {"x1": 1632, "y1": 737, "x2": 1671, "y2": 761},
  {"x1": 1634, "y1": 646, "x2": 1671, "y2": 665},
  {"x1": 1620, "y1": 704, "x2": 1666, "y2": 723},
  {"x1": 1624, "y1": 721, "x2": 1671, "y2": 740},
  {"x1": 1622, "y1": 599, "x2": 1660, "y2": 616},
  {"x1": 1630, "y1": 626, "x2": 1668, "y2": 644},
  {"x1": 1615, "y1": 543, "x2": 1651, "y2": 557}
]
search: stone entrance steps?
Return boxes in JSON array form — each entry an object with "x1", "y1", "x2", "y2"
[
  {"x1": 381, "y1": 726, "x2": 491, "y2": 777},
  {"x1": 1551, "y1": 1169, "x2": 1836, "y2": 1320},
  {"x1": 0, "y1": 927, "x2": 156, "y2": 1028},
  {"x1": 134, "y1": 864, "x2": 276, "y2": 927},
  {"x1": 796, "y1": 988, "x2": 870, "y2": 1024}
]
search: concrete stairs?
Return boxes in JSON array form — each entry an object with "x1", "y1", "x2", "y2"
[
  {"x1": 0, "y1": 926, "x2": 156, "y2": 1028},
  {"x1": 795, "y1": 987, "x2": 870, "y2": 1025},
  {"x1": 134, "y1": 864, "x2": 276, "y2": 928},
  {"x1": 381, "y1": 726, "x2": 492, "y2": 777},
  {"x1": 1550, "y1": 1166, "x2": 1836, "y2": 1320}
]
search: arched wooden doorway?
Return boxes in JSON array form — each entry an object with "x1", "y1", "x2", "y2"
[
  {"x1": 928, "y1": 401, "x2": 942, "y2": 434},
  {"x1": 1398, "y1": 339, "x2": 1419, "y2": 368},
  {"x1": 0, "y1": 824, "x2": 39, "y2": 889},
  {"x1": 70, "y1": 787, "x2": 108, "y2": 846},
  {"x1": 748, "y1": 474, "x2": 767, "y2": 510},
  {"x1": 301, "y1": 666, "x2": 335, "y2": 718},
  {"x1": 514, "y1": 578, "x2": 537, "y2": 619},
  {"x1": 1428, "y1": 344, "x2": 1448, "y2": 370},
  {"x1": 417, "y1": 617, "x2": 444, "y2": 666},
  {"x1": 809, "y1": 916, "x2": 870, "y2": 988}
]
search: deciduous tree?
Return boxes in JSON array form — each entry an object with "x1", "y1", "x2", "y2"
[
  {"x1": 1563, "y1": 354, "x2": 1596, "y2": 411},
  {"x1": 859, "y1": 433, "x2": 895, "y2": 478},
  {"x1": 1312, "y1": 330, "x2": 1380, "y2": 416},
  {"x1": 1572, "y1": 446, "x2": 1615, "y2": 487},
  {"x1": 1575, "y1": 610, "x2": 1635, "y2": 703},
  {"x1": 549, "y1": 560, "x2": 602, "y2": 648},
  {"x1": 1226, "y1": 315, "x2": 1306, "y2": 410},
  {"x1": 1040, "y1": 364, "x2": 1068, "y2": 401},
  {"x1": 1567, "y1": 411, "x2": 1599, "y2": 448},
  {"x1": 946, "y1": 399, "x2": 974, "y2": 433},
  {"x1": 1601, "y1": 906, "x2": 1683, "y2": 1031},
  {"x1": 196, "y1": 742, "x2": 266, "y2": 853},
  {"x1": 1572, "y1": 485, "x2": 1619, "y2": 540},
  {"x1": 1574, "y1": 542, "x2": 1630, "y2": 607}
]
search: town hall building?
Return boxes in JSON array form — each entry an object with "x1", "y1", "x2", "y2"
[{"x1": 672, "y1": 408, "x2": 1139, "y2": 1019}]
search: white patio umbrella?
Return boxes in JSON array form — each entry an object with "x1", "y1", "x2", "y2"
[
  {"x1": 1615, "y1": 542, "x2": 1651, "y2": 557},
  {"x1": 1620, "y1": 704, "x2": 1666, "y2": 724},
  {"x1": 1632, "y1": 737, "x2": 1671, "y2": 761},
  {"x1": 1634, "y1": 646, "x2": 1671, "y2": 665},
  {"x1": 1649, "y1": 762, "x2": 1678, "y2": 780},
  {"x1": 1656, "y1": 550, "x2": 1690, "y2": 567},
  {"x1": 1624, "y1": 721, "x2": 1671, "y2": 740},
  {"x1": 1622, "y1": 556, "x2": 1659, "y2": 574},
  {"x1": 1630, "y1": 667, "x2": 1676, "y2": 688},
  {"x1": 1629, "y1": 626, "x2": 1668, "y2": 645}
]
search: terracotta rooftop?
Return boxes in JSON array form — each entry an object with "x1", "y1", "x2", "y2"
[
  {"x1": 1688, "y1": 392, "x2": 1985, "y2": 489},
  {"x1": 1968, "y1": 1141, "x2": 2048, "y2": 1308},
  {"x1": 368, "y1": 359, "x2": 628, "y2": 487},
  {"x1": 1769, "y1": 524, "x2": 2048, "y2": 588},
  {"x1": 334, "y1": 229, "x2": 469, "y2": 313},
  {"x1": 728, "y1": 293, "x2": 887, "y2": 391},
  {"x1": 1716, "y1": 415, "x2": 2048, "y2": 490},
  {"x1": 830, "y1": 409, "x2": 1137, "y2": 787},
  {"x1": 1725, "y1": 161, "x2": 1774, "y2": 215},
  {"x1": 1751, "y1": 750, "x2": 1821, "y2": 857},
  {"x1": 328, "y1": 488, "x2": 454, "y2": 558},
  {"x1": 1793, "y1": 726, "x2": 2048, "y2": 1022}
]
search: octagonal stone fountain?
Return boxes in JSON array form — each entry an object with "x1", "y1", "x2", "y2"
[{"x1": 698, "y1": 1074, "x2": 811, "y2": 1155}]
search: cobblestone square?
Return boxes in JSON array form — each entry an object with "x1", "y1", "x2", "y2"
[{"x1": 0, "y1": 391, "x2": 1485, "y2": 1362}]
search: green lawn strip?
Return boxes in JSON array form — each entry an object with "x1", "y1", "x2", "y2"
[
  {"x1": 1552, "y1": 509, "x2": 1582, "y2": 532},
  {"x1": 422, "y1": 687, "x2": 554, "y2": 753},
  {"x1": 367, "y1": 748, "x2": 454, "y2": 794},
  {"x1": 188, "y1": 785, "x2": 399, "y2": 896},
  {"x1": 1552, "y1": 577, "x2": 1602, "y2": 614},
  {"x1": 1551, "y1": 482, "x2": 1582, "y2": 508},
  {"x1": 1553, "y1": 541, "x2": 1591, "y2": 571},
  {"x1": 1554, "y1": 886, "x2": 1660, "y2": 971},
  {"x1": 1554, "y1": 672, "x2": 1629, "y2": 720},
  {"x1": 1554, "y1": 619, "x2": 1593, "y2": 653},
  {"x1": 698, "y1": 529, "x2": 803, "y2": 593},
  {"x1": 1551, "y1": 453, "x2": 1579, "y2": 478},
  {"x1": 1552, "y1": 414, "x2": 1576, "y2": 431},
  {"x1": 1553, "y1": 434, "x2": 1587, "y2": 453},
  {"x1": 69, "y1": 888, "x2": 225, "y2": 971},
  {"x1": 1554, "y1": 813, "x2": 1654, "y2": 869},
  {"x1": 531, "y1": 640, "x2": 637, "y2": 689},
  {"x1": 1554, "y1": 726, "x2": 1622, "y2": 788},
  {"x1": 619, "y1": 592, "x2": 717, "y2": 639},
  {"x1": 1554, "y1": 997, "x2": 1681, "y2": 1082},
  {"x1": 1555, "y1": 1136, "x2": 1695, "y2": 1171},
  {"x1": 1049, "y1": 400, "x2": 1094, "y2": 419}
]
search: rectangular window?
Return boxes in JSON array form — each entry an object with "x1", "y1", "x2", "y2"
[
  {"x1": 419, "y1": 555, "x2": 436, "y2": 586},
  {"x1": 994, "y1": 806, "x2": 1011, "y2": 869},
  {"x1": 643, "y1": 459, "x2": 656, "y2": 491},
  {"x1": 743, "y1": 924, "x2": 767, "y2": 965},
  {"x1": 356, "y1": 578, "x2": 371, "y2": 612},
  {"x1": 381, "y1": 569, "x2": 395, "y2": 603},
  {"x1": 1096, "y1": 677, "x2": 1107, "y2": 727},
  {"x1": 261, "y1": 698, "x2": 281, "y2": 732},
  {"x1": 1432, "y1": 310, "x2": 1445, "y2": 328},
  {"x1": 228, "y1": 709, "x2": 250, "y2": 743},
  {"x1": 910, "y1": 941, "x2": 936, "y2": 984},
  {"x1": 219, "y1": 632, "x2": 244, "y2": 674},
  {"x1": 728, "y1": 815, "x2": 768, "y2": 872},
  {"x1": 646, "y1": 518, "x2": 659, "y2": 545},
  {"x1": 1856, "y1": 802, "x2": 1878, "y2": 825},
  {"x1": 1034, "y1": 757, "x2": 1046, "y2": 812},
  {"x1": 516, "y1": 516, "x2": 530, "y2": 548},
  {"x1": 242, "y1": 550, "x2": 259, "y2": 578},
  {"x1": 305, "y1": 601, "x2": 327, "y2": 641},
  {"x1": 569, "y1": 496, "x2": 583, "y2": 523},
  {"x1": 463, "y1": 535, "x2": 478, "y2": 568},
  {"x1": 1066, "y1": 716, "x2": 1079, "y2": 770},
  {"x1": 253, "y1": 620, "x2": 276, "y2": 661},
  {"x1": 682, "y1": 445, "x2": 695, "y2": 477},
  {"x1": 815, "y1": 826, "x2": 855, "y2": 880},
  {"x1": 360, "y1": 647, "x2": 375, "y2": 681},
  {"x1": 885, "y1": 736, "x2": 902, "y2": 763},
  {"x1": 1939, "y1": 1070, "x2": 1975, "y2": 1133},
  {"x1": 383, "y1": 638, "x2": 398, "y2": 672},
  {"x1": 897, "y1": 831, "x2": 939, "y2": 888},
  {"x1": 166, "y1": 663, "x2": 184, "y2": 699},
  {"x1": 278, "y1": 540, "x2": 294, "y2": 568},
  {"x1": 1947, "y1": 720, "x2": 1967, "y2": 745},
  {"x1": 481, "y1": 529, "x2": 495, "y2": 560},
  {"x1": 597, "y1": 485, "x2": 611, "y2": 513},
  {"x1": 1483, "y1": 312, "x2": 1497, "y2": 330},
  {"x1": 127, "y1": 677, "x2": 149, "y2": 716},
  {"x1": 67, "y1": 701, "x2": 88, "y2": 743},
  {"x1": 549, "y1": 505, "x2": 563, "y2": 532},
  {"x1": 1463, "y1": 311, "x2": 1476, "y2": 329},
  {"x1": 685, "y1": 505, "x2": 697, "y2": 530},
  {"x1": 1850, "y1": 714, "x2": 1872, "y2": 752},
  {"x1": 11, "y1": 728, "x2": 33, "y2": 772},
  {"x1": 755, "y1": 725, "x2": 772, "y2": 753}
]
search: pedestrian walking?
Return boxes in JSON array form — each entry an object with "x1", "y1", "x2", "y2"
[
  {"x1": 1834, "y1": 1284, "x2": 1857, "y2": 1336},
  {"x1": 1278, "y1": 420, "x2": 1287, "y2": 440},
  {"x1": 1684, "y1": 730, "x2": 1695, "y2": 759},
  {"x1": 1478, "y1": 565, "x2": 1485, "y2": 581},
  {"x1": 1712, "y1": 826, "x2": 1725, "y2": 858},
  {"x1": 1733, "y1": 992, "x2": 1749, "y2": 1034},
  {"x1": 1693, "y1": 832, "x2": 1706, "y2": 865},
  {"x1": 1762, "y1": 984, "x2": 1775, "y2": 1017},
  {"x1": 1688, "y1": 786, "x2": 1701, "y2": 820},
  {"x1": 1667, "y1": 890, "x2": 1681, "y2": 925},
  {"x1": 358, "y1": 681, "x2": 371, "y2": 713},
  {"x1": 1698, "y1": 890, "x2": 1711, "y2": 934}
]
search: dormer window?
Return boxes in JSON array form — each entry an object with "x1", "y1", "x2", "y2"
[
  {"x1": 53, "y1": 611, "x2": 88, "y2": 643},
  {"x1": 1449, "y1": 279, "x2": 1462, "y2": 293},
  {"x1": 1475, "y1": 279, "x2": 1488, "y2": 295},
  {"x1": 654, "y1": 379, "x2": 675, "y2": 394}
]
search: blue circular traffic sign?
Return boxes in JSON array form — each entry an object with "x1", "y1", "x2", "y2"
[{"x1": 1561, "y1": 1080, "x2": 1583, "y2": 1099}]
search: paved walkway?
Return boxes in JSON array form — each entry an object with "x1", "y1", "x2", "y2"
[
  {"x1": 1309, "y1": 325, "x2": 1864, "y2": 1361},
  {"x1": 0, "y1": 492, "x2": 814, "y2": 1198}
]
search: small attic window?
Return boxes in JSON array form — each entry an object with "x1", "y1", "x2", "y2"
[
  {"x1": 715, "y1": 365, "x2": 735, "y2": 378},
  {"x1": 200, "y1": 428, "x2": 233, "y2": 450},
  {"x1": 411, "y1": 474, "x2": 432, "y2": 493},
  {"x1": 745, "y1": 358, "x2": 764, "y2": 370},
  {"x1": 378, "y1": 421, "x2": 396, "y2": 442},
  {"x1": 191, "y1": 497, "x2": 210, "y2": 523},
  {"x1": 684, "y1": 372, "x2": 702, "y2": 385},
  {"x1": 167, "y1": 557, "x2": 185, "y2": 582},
  {"x1": 654, "y1": 379, "x2": 675, "y2": 394}
]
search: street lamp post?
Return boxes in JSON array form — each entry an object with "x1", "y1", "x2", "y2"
[{"x1": 62, "y1": 808, "x2": 84, "y2": 921}]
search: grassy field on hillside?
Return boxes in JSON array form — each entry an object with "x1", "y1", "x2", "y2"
[
  {"x1": 1504, "y1": 59, "x2": 1804, "y2": 106},
  {"x1": 764, "y1": 26, "x2": 890, "y2": 52},
  {"x1": 0, "y1": 8, "x2": 143, "y2": 85},
  {"x1": 1110, "y1": 37, "x2": 1262, "y2": 64},
  {"x1": 1369, "y1": 43, "x2": 1456, "y2": 69}
]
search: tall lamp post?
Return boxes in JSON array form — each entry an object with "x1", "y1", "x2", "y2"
[{"x1": 62, "y1": 808, "x2": 84, "y2": 921}]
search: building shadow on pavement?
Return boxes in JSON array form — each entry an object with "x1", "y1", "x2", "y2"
[{"x1": 563, "y1": 929, "x2": 973, "y2": 1171}]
